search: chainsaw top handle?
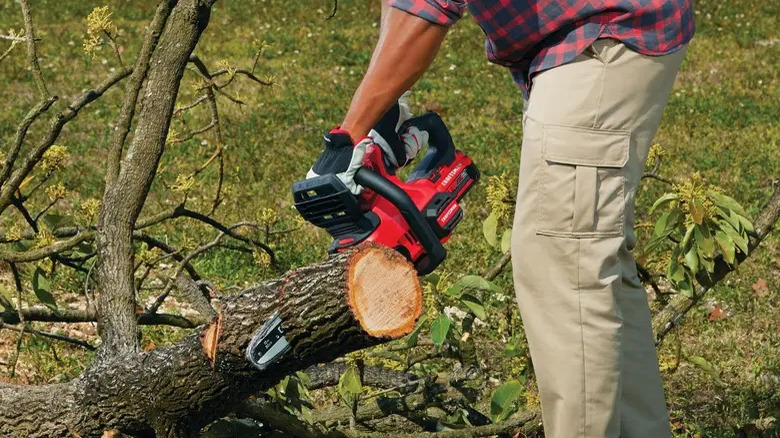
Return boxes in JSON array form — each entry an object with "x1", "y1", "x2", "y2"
[{"x1": 353, "y1": 167, "x2": 446, "y2": 275}]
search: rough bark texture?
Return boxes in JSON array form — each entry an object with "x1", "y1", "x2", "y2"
[
  {"x1": 0, "y1": 244, "x2": 422, "y2": 438},
  {"x1": 96, "y1": 0, "x2": 215, "y2": 359}
]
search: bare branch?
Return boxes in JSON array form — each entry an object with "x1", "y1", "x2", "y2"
[
  {"x1": 174, "y1": 94, "x2": 209, "y2": 114},
  {"x1": 211, "y1": 68, "x2": 274, "y2": 87},
  {"x1": 0, "y1": 30, "x2": 25, "y2": 63},
  {"x1": 0, "y1": 97, "x2": 57, "y2": 187},
  {"x1": 0, "y1": 34, "x2": 35, "y2": 42},
  {"x1": 0, "y1": 67, "x2": 132, "y2": 216},
  {"x1": 103, "y1": 31, "x2": 125, "y2": 68},
  {"x1": 0, "y1": 305, "x2": 199, "y2": 328},
  {"x1": 144, "y1": 229, "x2": 228, "y2": 314},
  {"x1": 18, "y1": 0, "x2": 49, "y2": 97},
  {"x1": 326, "y1": 0, "x2": 338, "y2": 20},
  {"x1": 338, "y1": 412, "x2": 541, "y2": 438},
  {"x1": 0, "y1": 321, "x2": 96, "y2": 350},
  {"x1": 642, "y1": 172, "x2": 676, "y2": 185},
  {"x1": 0, "y1": 231, "x2": 93, "y2": 263},
  {"x1": 484, "y1": 250, "x2": 511, "y2": 282},
  {"x1": 176, "y1": 208, "x2": 275, "y2": 263}
]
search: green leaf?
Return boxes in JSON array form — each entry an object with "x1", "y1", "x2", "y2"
[
  {"x1": 649, "y1": 193, "x2": 679, "y2": 214},
  {"x1": 714, "y1": 230, "x2": 736, "y2": 265},
  {"x1": 446, "y1": 275, "x2": 500, "y2": 296},
  {"x1": 490, "y1": 380, "x2": 525, "y2": 422},
  {"x1": 684, "y1": 244, "x2": 699, "y2": 275},
  {"x1": 707, "y1": 191, "x2": 747, "y2": 217},
  {"x1": 681, "y1": 223, "x2": 695, "y2": 250},
  {"x1": 653, "y1": 212, "x2": 670, "y2": 238},
  {"x1": 431, "y1": 313, "x2": 452, "y2": 346},
  {"x1": 500, "y1": 229, "x2": 512, "y2": 253},
  {"x1": 699, "y1": 253, "x2": 715, "y2": 273},
  {"x1": 483, "y1": 211, "x2": 498, "y2": 247},
  {"x1": 677, "y1": 277, "x2": 695, "y2": 298},
  {"x1": 667, "y1": 247, "x2": 685, "y2": 282},
  {"x1": 687, "y1": 355, "x2": 725, "y2": 386},
  {"x1": 370, "y1": 350, "x2": 405, "y2": 362},
  {"x1": 32, "y1": 268, "x2": 57, "y2": 310},
  {"x1": 406, "y1": 315, "x2": 428, "y2": 347},
  {"x1": 730, "y1": 210, "x2": 744, "y2": 232},
  {"x1": 460, "y1": 294, "x2": 487, "y2": 320},
  {"x1": 736, "y1": 213, "x2": 755, "y2": 233},
  {"x1": 646, "y1": 230, "x2": 672, "y2": 254},
  {"x1": 722, "y1": 223, "x2": 749, "y2": 254},
  {"x1": 695, "y1": 225, "x2": 716, "y2": 256},
  {"x1": 667, "y1": 207, "x2": 683, "y2": 228},
  {"x1": 338, "y1": 364, "x2": 362, "y2": 406},
  {"x1": 295, "y1": 371, "x2": 312, "y2": 387}
]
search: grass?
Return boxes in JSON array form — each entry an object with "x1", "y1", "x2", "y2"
[{"x1": 0, "y1": 0, "x2": 779, "y2": 435}]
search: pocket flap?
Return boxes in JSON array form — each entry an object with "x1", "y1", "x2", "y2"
[{"x1": 542, "y1": 125, "x2": 630, "y2": 168}]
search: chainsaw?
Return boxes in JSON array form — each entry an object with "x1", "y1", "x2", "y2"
[{"x1": 292, "y1": 112, "x2": 480, "y2": 275}]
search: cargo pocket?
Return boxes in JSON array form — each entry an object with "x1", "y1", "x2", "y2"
[{"x1": 535, "y1": 125, "x2": 630, "y2": 238}]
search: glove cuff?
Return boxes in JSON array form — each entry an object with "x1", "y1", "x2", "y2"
[
  {"x1": 310, "y1": 128, "x2": 356, "y2": 177},
  {"x1": 330, "y1": 126, "x2": 355, "y2": 142}
]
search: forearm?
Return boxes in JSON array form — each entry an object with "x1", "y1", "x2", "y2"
[{"x1": 341, "y1": 7, "x2": 448, "y2": 139}]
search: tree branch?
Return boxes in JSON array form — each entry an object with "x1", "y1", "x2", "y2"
[
  {"x1": 0, "y1": 305, "x2": 198, "y2": 328},
  {"x1": 0, "y1": 67, "x2": 132, "y2": 216},
  {"x1": 18, "y1": 0, "x2": 49, "y2": 98},
  {"x1": 0, "y1": 321, "x2": 96, "y2": 350},
  {"x1": 105, "y1": 0, "x2": 175, "y2": 187},
  {"x1": 0, "y1": 97, "x2": 57, "y2": 187},
  {"x1": 95, "y1": 0, "x2": 216, "y2": 360}
]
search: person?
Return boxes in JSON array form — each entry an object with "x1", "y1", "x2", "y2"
[{"x1": 306, "y1": 1, "x2": 694, "y2": 436}]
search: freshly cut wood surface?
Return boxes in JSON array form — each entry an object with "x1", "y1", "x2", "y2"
[{"x1": 348, "y1": 245, "x2": 423, "y2": 338}]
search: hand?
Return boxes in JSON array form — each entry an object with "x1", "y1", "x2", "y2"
[
  {"x1": 306, "y1": 94, "x2": 428, "y2": 195},
  {"x1": 306, "y1": 128, "x2": 372, "y2": 195},
  {"x1": 368, "y1": 91, "x2": 428, "y2": 168}
]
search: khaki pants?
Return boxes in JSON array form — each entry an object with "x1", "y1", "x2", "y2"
[{"x1": 511, "y1": 39, "x2": 687, "y2": 438}]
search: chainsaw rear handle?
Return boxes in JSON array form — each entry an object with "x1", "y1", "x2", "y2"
[
  {"x1": 354, "y1": 167, "x2": 446, "y2": 275},
  {"x1": 404, "y1": 112, "x2": 457, "y2": 182}
]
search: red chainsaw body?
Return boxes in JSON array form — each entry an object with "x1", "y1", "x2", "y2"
[
  {"x1": 292, "y1": 112, "x2": 479, "y2": 274},
  {"x1": 335, "y1": 144, "x2": 478, "y2": 264}
]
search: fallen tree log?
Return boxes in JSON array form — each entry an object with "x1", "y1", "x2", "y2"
[{"x1": 0, "y1": 244, "x2": 422, "y2": 438}]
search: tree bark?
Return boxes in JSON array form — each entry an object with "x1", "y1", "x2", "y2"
[
  {"x1": 0, "y1": 244, "x2": 422, "y2": 438},
  {"x1": 96, "y1": 0, "x2": 216, "y2": 359}
]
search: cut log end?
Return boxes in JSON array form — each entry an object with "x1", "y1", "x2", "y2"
[{"x1": 347, "y1": 244, "x2": 423, "y2": 338}]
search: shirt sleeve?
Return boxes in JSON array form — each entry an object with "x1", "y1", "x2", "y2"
[{"x1": 389, "y1": 0, "x2": 466, "y2": 27}]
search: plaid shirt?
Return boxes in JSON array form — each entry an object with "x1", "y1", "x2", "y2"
[{"x1": 390, "y1": 0, "x2": 694, "y2": 98}]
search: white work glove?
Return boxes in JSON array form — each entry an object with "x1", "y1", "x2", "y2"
[
  {"x1": 368, "y1": 90, "x2": 428, "y2": 168},
  {"x1": 307, "y1": 92, "x2": 428, "y2": 195}
]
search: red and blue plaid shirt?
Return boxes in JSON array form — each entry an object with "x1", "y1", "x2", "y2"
[{"x1": 390, "y1": 0, "x2": 695, "y2": 98}]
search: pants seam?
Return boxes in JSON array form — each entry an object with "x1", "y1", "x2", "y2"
[
  {"x1": 592, "y1": 52, "x2": 607, "y2": 128},
  {"x1": 578, "y1": 238, "x2": 587, "y2": 437}
]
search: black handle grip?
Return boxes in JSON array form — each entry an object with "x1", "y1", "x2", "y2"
[{"x1": 354, "y1": 167, "x2": 446, "y2": 275}]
